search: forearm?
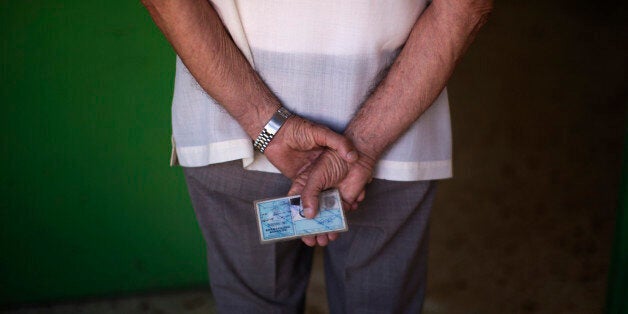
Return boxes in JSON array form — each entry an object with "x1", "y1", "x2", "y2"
[
  {"x1": 345, "y1": 0, "x2": 493, "y2": 160},
  {"x1": 142, "y1": 0, "x2": 278, "y2": 138}
]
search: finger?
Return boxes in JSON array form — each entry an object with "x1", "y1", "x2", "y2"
[
  {"x1": 357, "y1": 190, "x2": 366, "y2": 203},
  {"x1": 301, "y1": 189, "x2": 320, "y2": 219},
  {"x1": 302, "y1": 152, "x2": 350, "y2": 218},
  {"x1": 316, "y1": 235, "x2": 329, "y2": 247},
  {"x1": 311, "y1": 126, "x2": 357, "y2": 163},
  {"x1": 300, "y1": 169, "x2": 325, "y2": 219},
  {"x1": 328, "y1": 232, "x2": 339, "y2": 242},
  {"x1": 338, "y1": 167, "x2": 373, "y2": 206},
  {"x1": 302, "y1": 236, "x2": 316, "y2": 247},
  {"x1": 288, "y1": 173, "x2": 308, "y2": 196},
  {"x1": 341, "y1": 199, "x2": 352, "y2": 211},
  {"x1": 338, "y1": 181, "x2": 363, "y2": 206}
]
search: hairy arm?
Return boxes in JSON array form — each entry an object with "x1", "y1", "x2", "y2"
[
  {"x1": 345, "y1": 0, "x2": 493, "y2": 161},
  {"x1": 142, "y1": 0, "x2": 275, "y2": 137},
  {"x1": 292, "y1": 0, "x2": 493, "y2": 246},
  {"x1": 142, "y1": 0, "x2": 356, "y2": 178}
]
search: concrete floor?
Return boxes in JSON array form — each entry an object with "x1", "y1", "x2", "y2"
[{"x1": 3, "y1": 1, "x2": 626, "y2": 313}]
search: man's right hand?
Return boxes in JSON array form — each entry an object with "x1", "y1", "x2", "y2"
[{"x1": 263, "y1": 116, "x2": 358, "y2": 180}]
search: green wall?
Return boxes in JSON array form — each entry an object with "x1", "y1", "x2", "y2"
[
  {"x1": 1, "y1": 1, "x2": 208, "y2": 305},
  {"x1": 606, "y1": 121, "x2": 628, "y2": 314}
]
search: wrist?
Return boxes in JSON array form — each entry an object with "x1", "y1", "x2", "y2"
[
  {"x1": 344, "y1": 129, "x2": 382, "y2": 163},
  {"x1": 355, "y1": 150, "x2": 377, "y2": 174},
  {"x1": 253, "y1": 106, "x2": 293, "y2": 153}
]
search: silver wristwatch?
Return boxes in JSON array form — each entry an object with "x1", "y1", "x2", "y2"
[{"x1": 253, "y1": 107, "x2": 293, "y2": 153}]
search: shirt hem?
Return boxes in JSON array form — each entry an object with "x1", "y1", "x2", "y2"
[{"x1": 174, "y1": 140, "x2": 452, "y2": 182}]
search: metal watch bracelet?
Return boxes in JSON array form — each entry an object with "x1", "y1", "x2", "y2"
[{"x1": 253, "y1": 107, "x2": 293, "y2": 153}]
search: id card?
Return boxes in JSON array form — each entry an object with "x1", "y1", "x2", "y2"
[{"x1": 254, "y1": 189, "x2": 348, "y2": 244}]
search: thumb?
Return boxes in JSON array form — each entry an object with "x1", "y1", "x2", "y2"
[
  {"x1": 301, "y1": 189, "x2": 321, "y2": 219},
  {"x1": 311, "y1": 126, "x2": 357, "y2": 163},
  {"x1": 300, "y1": 172, "x2": 325, "y2": 219},
  {"x1": 288, "y1": 172, "x2": 308, "y2": 196},
  {"x1": 300, "y1": 151, "x2": 349, "y2": 218}
]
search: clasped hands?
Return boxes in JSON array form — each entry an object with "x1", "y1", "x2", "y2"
[{"x1": 263, "y1": 116, "x2": 376, "y2": 247}]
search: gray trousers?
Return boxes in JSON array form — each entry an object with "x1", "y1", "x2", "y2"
[{"x1": 184, "y1": 161, "x2": 435, "y2": 314}]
